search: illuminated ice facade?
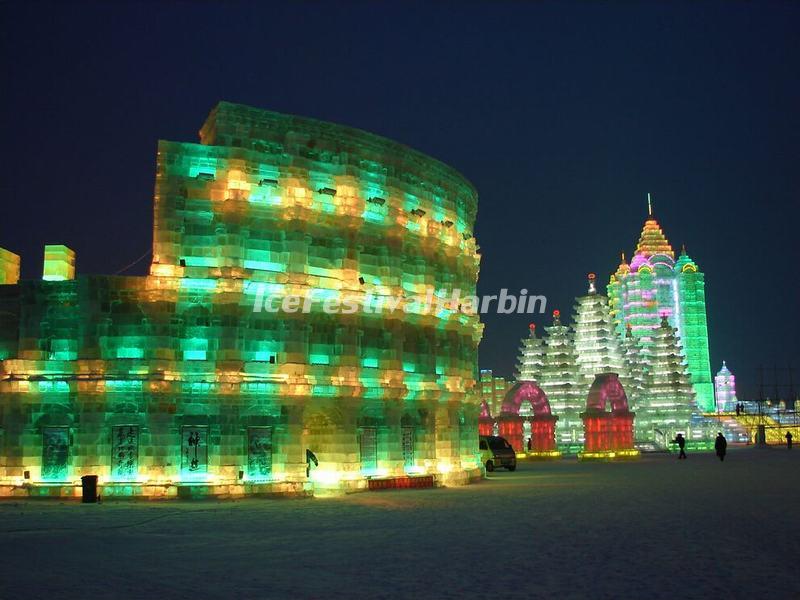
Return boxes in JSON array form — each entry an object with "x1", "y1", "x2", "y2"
[
  {"x1": 518, "y1": 311, "x2": 586, "y2": 448},
  {"x1": 0, "y1": 102, "x2": 484, "y2": 497},
  {"x1": 634, "y1": 316, "x2": 696, "y2": 444},
  {"x1": 0, "y1": 248, "x2": 20, "y2": 285},
  {"x1": 574, "y1": 276, "x2": 695, "y2": 443},
  {"x1": 621, "y1": 325, "x2": 646, "y2": 408},
  {"x1": 572, "y1": 275, "x2": 627, "y2": 389},
  {"x1": 516, "y1": 276, "x2": 699, "y2": 449},
  {"x1": 714, "y1": 361, "x2": 737, "y2": 413},
  {"x1": 515, "y1": 323, "x2": 544, "y2": 383},
  {"x1": 608, "y1": 210, "x2": 714, "y2": 411}
]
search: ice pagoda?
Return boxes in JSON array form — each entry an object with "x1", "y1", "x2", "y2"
[{"x1": 714, "y1": 361, "x2": 738, "y2": 413}]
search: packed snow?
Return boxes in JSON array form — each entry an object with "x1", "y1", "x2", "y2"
[{"x1": 1, "y1": 447, "x2": 797, "y2": 599}]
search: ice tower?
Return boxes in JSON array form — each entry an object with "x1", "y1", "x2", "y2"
[
  {"x1": 608, "y1": 196, "x2": 714, "y2": 411},
  {"x1": 714, "y1": 361, "x2": 737, "y2": 413},
  {"x1": 515, "y1": 323, "x2": 545, "y2": 383},
  {"x1": 531, "y1": 310, "x2": 585, "y2": 447},
  {"x1": 572, "y1": 273, "x2": 627, "y2": 385},
  {"x1": 636, "y1": 315, "x2": 696, "y2": 444}
]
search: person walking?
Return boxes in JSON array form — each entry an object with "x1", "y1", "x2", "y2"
[
  {"x1": 786, "y1": 431, "x2": 793, "y2": 450},
  {"x1": 715, "y1": 432, "x2": 728, "y2": 461},
  {"x1": 305, "y1": 448, "x2": 319, "y2": 477},
  {"x1": 673, "y1": 433, "x2": 687, "y2": 459}
]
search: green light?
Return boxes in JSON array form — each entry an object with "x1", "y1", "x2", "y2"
[
  {"x1": 37, "y1": 381, "x2": 70, "y2": 393},
  {"x1": 188, "y1": 165, "x2": 217, "y2": 179},
  {"x1": 363, "y1": 210, "x2": 385, "y2": 223},
  {"x1": 182, "y1": 257, "x2": 219, "y2": 267},
  {"x1": 312, "y1": 385, "x2": 337, "y2": 397},
  {"x1": 180, "y1": 278, "x2": 217, "y2": 291},
  {"x1": 42, "y1": 245, "x2": 75, "y2": 281},
  {"x1": 116, "y1": 347, "x2": 144, "y2": 359},
  {"x1": 243, "y1": 260, "x2": 286, "y2": 272}
]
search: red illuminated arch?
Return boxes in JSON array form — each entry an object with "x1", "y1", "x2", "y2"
[
  {"x1": 501, "y1": 381, "x2": 552, "y2": 417},
  {"x1": 585, "y1": 373, "x2": 629, "y2": 413},
  {"x1": 495, "y1": 382, "x2": 558, "y2": 453},
  {"x1": 581, "y1": 373, "x2": 636, "y2": 455}
]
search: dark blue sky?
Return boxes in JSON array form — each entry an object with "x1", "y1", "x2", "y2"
[{"x1": 2, "y1": 2, "x2": 798, "y2": 397}]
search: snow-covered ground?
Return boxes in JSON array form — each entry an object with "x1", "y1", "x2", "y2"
[{"x1": 1, "y1": 447, "x2": 798, "y2": 599}]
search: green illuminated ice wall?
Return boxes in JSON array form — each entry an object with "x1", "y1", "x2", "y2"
[{"x1": 0, "y1": 102, "x2": 484, "y2": 497}]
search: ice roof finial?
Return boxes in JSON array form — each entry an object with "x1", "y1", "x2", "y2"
[{"x1": 647, "y1": 192, "x2": 653, "y2": 216}]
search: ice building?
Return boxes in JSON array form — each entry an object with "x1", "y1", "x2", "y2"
[
  {"x1": 515, "y1": 275, "x2": 700, "y2": 450},
  {"x1": 0, "y1": 102, "x2": 484, "y2": 498},
  {"x1": 607, "y1": 197, "x2": 714, "y2": 411},
  {"x1": 519, "y1": 310, "x2": 586, "y2": 448},
  {"x1": 714, "y1": 361, "x2": 737, "y2": 413}
]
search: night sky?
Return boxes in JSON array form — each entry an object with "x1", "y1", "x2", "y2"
[{"x1": 2, "y1": 2, "x2": 798, "y2": 398}]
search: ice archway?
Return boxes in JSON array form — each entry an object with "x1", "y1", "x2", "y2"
[{"x1": 494, "y1": 382, "x2": 558, "y2": 453}]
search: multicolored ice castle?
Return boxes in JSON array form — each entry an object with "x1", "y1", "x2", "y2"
[
  {"x1": 608, "y1": 197, "x2": 713, "y2": 412},
  {"x1": 0, "y1": 102, "x2": 484, "y2": 497},
  {"x1": 515, "y1": 198, "x2": 714, "y2": 449}
]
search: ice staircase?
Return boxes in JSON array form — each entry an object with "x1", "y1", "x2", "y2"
[
  {"x1": 715, "y1": 412, "x2": 800, "y2": 445},
  {"x1": 710, "y1": 413, "x2": 752, "y2": 443}
]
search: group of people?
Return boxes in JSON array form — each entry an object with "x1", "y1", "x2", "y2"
[
  {"x1": 734, "y1": 402, "x2": 747, "y2": 416},
  {"x1": 673, "y1": 430, "x2": 795, "y2": 458},
  {"x1": 673, "y1": 432, "x2": 728, "y2": 461}
]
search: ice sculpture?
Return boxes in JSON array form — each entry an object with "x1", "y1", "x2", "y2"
[
  {"x1": 0, "y1": 102, "x2": 484, "y2": 497},
  {"x1": 714, "y1": 361, "x2": 737, "y2": 413},
  {"x1": 608, "y1": 199, "x2": 713, "y2": 411},
  {"x1": 579, "y1": 373, "x2": 639, "y2": 459},
  {"x1": 497, "y1": 381, "x2": 559, "y2": 457}
]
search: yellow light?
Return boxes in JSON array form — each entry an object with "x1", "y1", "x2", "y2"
[
  {"x1": 42, "y1": 245, "x2": 76, "y2": 281},
  {"x1": 310, "y1": 470, "x2": 342, "y2": 485}
]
